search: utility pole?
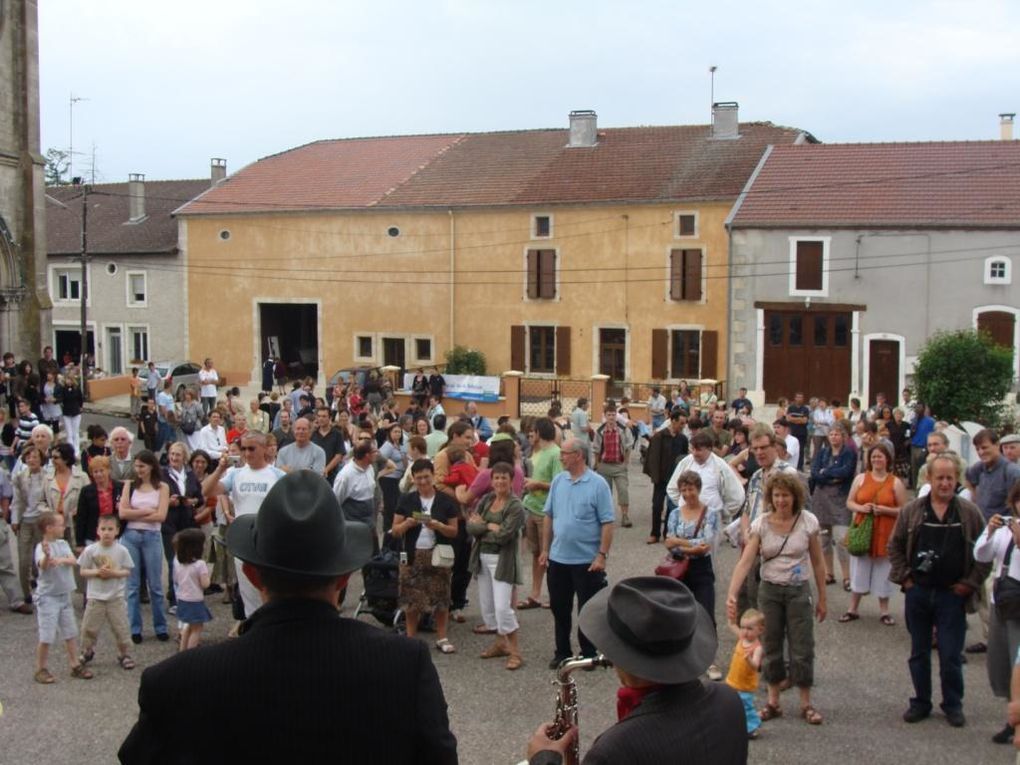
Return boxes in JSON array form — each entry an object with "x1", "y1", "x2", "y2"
[
  {"x1": 709, "y1": 65, "x2": 717, "y2": 119},
  {"x1": 78, "y1": 182, "x2": 90, "y2": 396},
  {"x1": 69, "y1": 93, "x2": 88, "y2": 182}
]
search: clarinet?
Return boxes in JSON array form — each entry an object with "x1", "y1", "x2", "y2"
[{"x1": 548, "y1": 655, "x2": 613, "y2": 765}]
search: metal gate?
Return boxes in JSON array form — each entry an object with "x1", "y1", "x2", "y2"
[{"x1": 519, "y1": 377, "x2": 593, "y2": 418}]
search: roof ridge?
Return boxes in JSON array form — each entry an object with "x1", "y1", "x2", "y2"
[{"x1": 775, "y1": 139, "x2": 1019, "y2": 148}]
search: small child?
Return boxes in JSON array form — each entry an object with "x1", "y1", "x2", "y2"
[
  {"x1": 725, "y1": 608, "x2": 765, "y2": 739},
  {"x1": 443, "y1": 447, "x2": 478, "y2": 491},
  {"x1": 173, "y1": 528, "x2": 212, "y2": 650},
  {"x1": 34, "y1": 511, "x2": 93, "y2": 683},
  {"x1": 78, "y1": 514, "x2": 135, "y2": 669}
]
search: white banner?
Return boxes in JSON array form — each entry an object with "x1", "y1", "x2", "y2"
[{"x1": 403, "y1": 373, "x2": 500, "y2": 402}]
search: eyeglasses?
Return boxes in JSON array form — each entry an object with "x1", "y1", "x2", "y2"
[{"x1": 240, "y1": 446, "x2": 258, "y2": 452}]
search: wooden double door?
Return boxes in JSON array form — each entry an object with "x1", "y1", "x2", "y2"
[{"x1": 763, "y1": 309, "x2": 851, "y2": 404}]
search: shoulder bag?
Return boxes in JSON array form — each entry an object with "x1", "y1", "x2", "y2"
[
  {"x1": 655, "y1": 506, "x2": 707, "y2": 581},
  {"x1": 431, "y1": 544, "x2": 456, "y2": 569},
  {"x1": 846, "y1": 512, "x2": 874, "y2": 556},
  {"x1": 994, "y1": 537, "x2": 1020, "y2": 621}
]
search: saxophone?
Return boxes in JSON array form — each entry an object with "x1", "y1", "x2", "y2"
[{"x1": 548, "y1": 655, "x2": 613, "y2": 765}]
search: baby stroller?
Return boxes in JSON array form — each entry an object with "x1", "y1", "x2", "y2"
[{"x1": 353, "y1": 535, "x2": 404, "y2": 633}]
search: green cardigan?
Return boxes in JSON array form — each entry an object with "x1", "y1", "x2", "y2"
[{"x1": 466, "y1": 494, "x2": 525, "y2": 585}]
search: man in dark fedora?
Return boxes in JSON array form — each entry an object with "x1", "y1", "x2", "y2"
[
  {"x1": 525, "y1": 577, "x2": 746, "y2": 765},
  {"x1": 119, "y1": 471, "x2": 458, "y2": 764}
]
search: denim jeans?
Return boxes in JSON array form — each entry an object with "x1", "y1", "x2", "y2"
[
  {"x1": 122, "y1": 528, "x2": 168, "y2": 637},
  {"x1": 547, "y1": 560, "x2": 607, "y2": 660},
  {"x1": 904, "y1": 584, "x2": 967, "y2": 713}
]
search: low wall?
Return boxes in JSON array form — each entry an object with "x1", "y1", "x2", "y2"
[{"x1": 87, "y1": 375, "x2": 132, "y2": 400}]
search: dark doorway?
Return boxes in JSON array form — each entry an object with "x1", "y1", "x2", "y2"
[
  {"x1": 868, "y1": 340, "x2": 900, "y2": 408},
  {"x1": 763, "y1": 309, "x2": 851, "y2": 404},
  {"x1": 978, "y1": 311, "x2": 1017, "y2": 377},
  {"x1": 259, "y1": 303, "x2": 318, "y2": 381},
  {"x1": 599, "y1": 328, "x2": 627, "y2": 398},
  {"x1": 383, "y1": 337, "x2": 406, "y2": 379},
  {"x1": 55, "y1": 328, "x2": 94, "y2": 367}
]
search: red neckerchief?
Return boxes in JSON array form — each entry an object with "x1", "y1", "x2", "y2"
[{"x1": 616, "y1": 684, "x2": 663, "y2": 720}]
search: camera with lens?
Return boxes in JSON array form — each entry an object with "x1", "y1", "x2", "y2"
[{"x1": 915, "y1": 549, "x2": 939, "y2": 574}]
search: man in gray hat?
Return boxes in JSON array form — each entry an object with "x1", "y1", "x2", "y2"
[
  {"x1": 1001, "y1": 433, "x2": 1020, "y2": 465},
  {"x1": 119, "y1": 471, "x2": 458, "y2": 764},
  {"x1": 525, "y1": 576, "x2": 747, "y2": 764}
]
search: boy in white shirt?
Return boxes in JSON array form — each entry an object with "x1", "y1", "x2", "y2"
[{"x1": 78, "y1": 514, "x2": 136, "y2": 669}]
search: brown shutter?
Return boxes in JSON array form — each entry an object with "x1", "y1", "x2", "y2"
[
  {"x1": 669, "y1": 250, "x2": 683, "y2": 300},
  {"x1": 700, "y1": 330, "x2": 718, "y2": 379},
  {"x1": 526, "y1": 251, "x2": 539, "y2": 299},
  {"x1": 683, "y1": 249, "x2": 703, "y2": 301},
  {"x1": 795, "y1": 241, "x2": 823, "y2": 291},
  {"x1": 539, "y1": 250, "x2": 557, "y2": 299},
  {"x1": 651, "y1": 329, "x2": 668, "y2": 379},
  {"x1": 556, "y1": 326, "x2": 571, "y2": 376},
  {"x1": 510, "y1": 325, "x2": 525, "y2": 371}
]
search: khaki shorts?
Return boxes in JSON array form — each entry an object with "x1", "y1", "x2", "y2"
[
  {"x1": 596, "y1": 461, "x2": 629, "y2": 506},
  {"x1": 524, "y1": 513, "x2": 544, "y2": 555}
]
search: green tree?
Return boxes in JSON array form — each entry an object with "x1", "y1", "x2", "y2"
[
  {"x1": 444, "y1": 345, "x2": 487, "y2": 375},
  {"x1": 913, "y1": 329, "x2": 1014, "y2": 426},
  {"x1": 44, "y1": 148, "x2": 70, "y2": 185}
]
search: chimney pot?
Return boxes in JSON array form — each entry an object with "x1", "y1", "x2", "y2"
[
  {"x1": 1000, "y1": 113, "x2": 1015, "y2": 141},
  {"x1": 211, "y1": 158, "x2": 227, "y2": 185},
  {"x1": 567, "y1": 110, "x2": 598, "y2": 148},
  {"x1": 128, "y1": 173, "x2": 146, "y2": 222},
  {"x1": 712, "y1": 101, "x2": 740, "y2": 140}
]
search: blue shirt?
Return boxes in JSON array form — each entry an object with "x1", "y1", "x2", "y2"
[
  {"x1": 666, "y1": 505, "x2": 720, "y2": 549},
  {"x1": 156, "y1": 391, "x2": 174, "y2": 424},
  {"x1": 911, "y1": 416, "x2": 935, "y2": 448},
  {"x1": 544, "y1": 468, "x2": 614, "y2": 564}
]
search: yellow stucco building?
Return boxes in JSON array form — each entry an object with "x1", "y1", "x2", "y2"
[{"x1": 178, "y1": 108, "x2": 812, "y2": 391}]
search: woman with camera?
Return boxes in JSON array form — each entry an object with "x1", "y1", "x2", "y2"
[{"x1": 974, "y1": 482, "x2": 1020, "y2": 744}]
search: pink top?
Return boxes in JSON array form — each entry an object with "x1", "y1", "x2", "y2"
[
  {"x1": 173, "y1": 559, "x2": 209, "y2": 602},
  {"x1": 126, "y1": 487, "x2": 161, "y2": 532},
  {"x1": 466, "y1": 465, "x2": 526, "y2": 509}
]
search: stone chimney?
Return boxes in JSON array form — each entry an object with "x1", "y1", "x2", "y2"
[
  {"x1": 211, "y1": 157, "x2": 227, "y2": 185},
  {"x1": 128, "y1": 173, "x2": 145, "y2": 221},
  {"x1": 1000, "y1": 113, "x2": 1015, "y2": 141},
  {"x1": 712, "y1": 102, "x2": 740, "y2": 140},
  {"x1": 568, "y1": 110, "x2": 598, "y2": 148}
]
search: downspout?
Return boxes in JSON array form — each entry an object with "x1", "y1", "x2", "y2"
[
  {"x1": 725, "y1": 220, "x2": 733, "y2": 395},
  {"x1": 449, "y1": 210, "x2": 455, "y2": 351}
]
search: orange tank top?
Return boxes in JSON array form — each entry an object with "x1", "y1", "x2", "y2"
[
  {"x1": 725, "y1": 639, "x2": 760, "y2": 692},
  {"x1": 852, "y1": 472, "x2": 897, "y2": 558}
]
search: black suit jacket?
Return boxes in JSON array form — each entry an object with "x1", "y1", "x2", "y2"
[
  {"x1": 119, "y1": 598, "x2": 458, "y2": 764},
  {"x1": 531, "y1": 680, "x2": 747, "y2": 765}
]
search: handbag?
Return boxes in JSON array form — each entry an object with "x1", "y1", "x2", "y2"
[
  {"x1": 994, "y1": 538, "x2": 1020, "y2": 621},
  {"x1": 846, "y1": 512, "x2": 874, "y2": 556},
  {"x1": 431, "y1": 544, "x2": 456, "y2": 569},
  {"x1": 654, "y1": 506, "x2": 707, "y2": 581}
]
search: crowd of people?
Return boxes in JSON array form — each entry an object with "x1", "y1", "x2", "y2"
[{"x1": 5, "y1": 346, "x2": 1020, "y2": 762}]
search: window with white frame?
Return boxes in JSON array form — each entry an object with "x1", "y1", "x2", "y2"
[
  {"x1": 674, "y1": 212, "x2": 698, "y2": 238},
  {"x1": 126, "y1": 271, "x2": 147, "y2": 306},
  {"x1": 532, "y1": 214, "x2": 553, "y2": 239},
  {"x1": 788, "y1": 237, "x2": 830, "y2": 297},
  {"x1": 414, "y1": 337, "x2": 433, "y2": 364},
  {"x1": 985, "y1": 256, "x2": 1012, "y2": 285},
  {"x1": 129, "y1": 326, "x2": 149, "y2": 363},
  {"x1": 52, "y1": 267, "x2": 83, "y2": 303}
]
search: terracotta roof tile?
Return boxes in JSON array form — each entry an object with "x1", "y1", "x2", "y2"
[
  {"x1": 730, "y1": 141, "x2": 1020, "y2": 228},
  {"x1": 178, "y1": 122, "x2": 808, "y2": 215},
  {"x1": 47, "y1": 179, "x2": 212, "y2": 255}
]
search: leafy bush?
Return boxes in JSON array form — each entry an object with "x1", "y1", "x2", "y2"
[
  {"x1": 914, "y1": 330, "x2": 1014, "y2": 426},
  {"x1": 444, "y1": 345, "x2": 487, "y2": 376}
]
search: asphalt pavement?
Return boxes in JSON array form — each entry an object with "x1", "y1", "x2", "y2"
[{"x1": 0, "y1": 414, "x2": 1012, "y2": 763}]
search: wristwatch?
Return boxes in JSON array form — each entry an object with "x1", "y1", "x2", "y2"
[{"x1": 598, "y1": 550, "x2": 608, "y2": 558}]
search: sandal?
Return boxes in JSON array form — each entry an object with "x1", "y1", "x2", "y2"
[
  {"x1": 436, "y1": 638, "x2": 456, "y2": 654},
  {"x1": 516, "y1": 597, "x2": 542, "y2": 610},
  {"x1": 824, "y1": 575, "x2": 836, "y2": 585},
  {"x1": 505, "y1": 654, "x2": 523, "y2": 671},
  {"x1": 760, "y1": 702, "x2": 783, "y2": 721},
  {"x1": 838, "y1": 612, "x2": 860, "y2": 623},
  {"x1": 842, "y1": 579, "x2": 851, "y2": 592},
  {"x1": 450, "y1": 611, "x2": 466, "y2": 624},
  {"x1": 801, "y1": 705, "x2": 823, "y2": 725},
  {"x1": 880, "y1": 614, "x2": 896, "y2": 626},
  {"x1": 473, "y1": 624, "x2": 497, "y2": 635},
  {"x1": 118, "y1": 654, "x2": 137, "y2": 670},
  {"x1": 34, "y1": 668, "x2": 56, "y2": 684},
  {"x1": 480, "y1": 643, "x2": 510, "y2": 659},
  {"x1": 70, "y1": 664, "x2": 94, "y2": 680},
  {"x1": 80, "y1": 648, "x2": 95, "y2": 665}
]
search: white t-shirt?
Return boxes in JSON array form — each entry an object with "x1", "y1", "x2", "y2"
[
  {"x1": 77, "y1": 541, "x2": 134, "y2": 600},
  {"x1": 199, "y1": 368, "x2": 219, "y2": 398},
  {"x1": 688, "y1": 458, "x2": 723, "y2": 512},
  {"x1": 220, "y1": 464, "x2": 285, "y2": 518},
  {"x1": 415, "y1": 494, "x2": 437, "y2": 549},
  {"x1": 785, "y1": 434, "x2": 800, "y2": 467}
]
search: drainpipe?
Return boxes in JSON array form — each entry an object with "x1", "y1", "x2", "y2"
[
  {"x1": 449, "y1": 210, "x2": 456, "y2": 351},
  {"x1": 725, "y1": 220, "x2": 733, "y2": 398}
]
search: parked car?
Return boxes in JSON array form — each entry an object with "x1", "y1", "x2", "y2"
[{"x1": 137, "y1": 361, "x2": 203, "y2": 401}]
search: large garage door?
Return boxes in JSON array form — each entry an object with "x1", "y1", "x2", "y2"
[{"x1": 763, "y1": 310, "x2": 851, "y2": 404}]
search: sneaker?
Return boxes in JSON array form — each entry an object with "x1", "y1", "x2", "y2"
[
  {"x1": 706, "y1": 664, "x2": 723, "y2": 681},
  {"x1": 131, "y1": 634, "x2": 142, "y2": 645},
  {"x1": 156, "y1": 633, "x2": 170, "y2": 642},
  {"x1": 548, "y1": 656, "x2": 568, "y2": 670},
  {"x1": 945, "y1": 709, "x2": 966, "y2": 728},
  {"x1": 902, "y1": 706, "x2": 930, "y2": 724},
  {"x1": 964, "y1": 641, "x2": 987, "y2": 654},
  {"x1": 992, "y1": 724, "x2": 1015, "y2": 744}
]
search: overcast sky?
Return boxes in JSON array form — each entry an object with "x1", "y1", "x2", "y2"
[{"x1": 39, "y1": 0, "x2": 1020, "y2": 184}]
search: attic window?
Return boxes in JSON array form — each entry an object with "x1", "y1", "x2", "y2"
[
  {"x1": 532, "y1": 215, "x2": 552, "y2": 239},
  {"x1": 387, "y1": 226, "x2": 400, "y2": 237},
  {"x1": 986, "y1": 256, "x2": 1012, "y2": 285},
  {"x1": 675, "y1": 212, "x2": 698, "y2": 238},
  {"x1": 219, "y1": 230, "x2": 231, "y2": 241},
  {"x1": 106, "y1": 262, "x2": 118, "y2": 276}
]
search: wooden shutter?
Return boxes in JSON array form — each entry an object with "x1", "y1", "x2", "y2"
[
  {"x1": 539, "y1": 250, "x2": 557, "y2": 299},
  {"x1": 683, "y1": 249, "x2": 703, "y2": 301},
  {"x1": 795, "y1": 241, "x2": 823, "y2": 291},
  {"x1": 526, "y1": 251, "x2": 539, "y2": 298},
  {"x1": 510, "y1": 325, "x2": 525, "y2": 371},
  {"x1": 556, "y1": 326, "x2": 571, "y2": 376},
  {"x1": 700, "y1": 330, "x2": 718, "y2": 379},
  {"x1": 669, "y1": 250, "x2": 683, "y2": 300},
  {"x1": 651, "y1": 329, "x2": 668, "y2": 379}
]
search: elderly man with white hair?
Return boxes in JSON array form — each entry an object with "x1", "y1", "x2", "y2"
[{"x1": 109, "y1": 426, "x2": 136, "y2": 482}]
